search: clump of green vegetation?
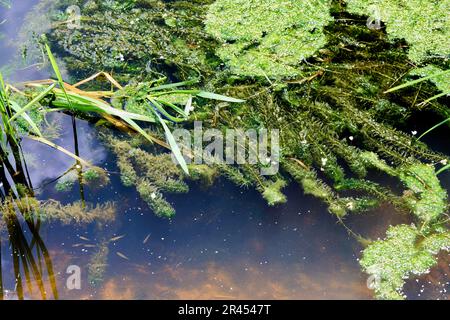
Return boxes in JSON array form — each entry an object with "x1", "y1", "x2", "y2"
[
  {"x1": 55, "y1": 171, "x2": 78, "y2": 192},
  {"x1": 360, "y1": 224, "x2": 450, "y2": 300},
  {"x1": 88, "y1": 239, "x2": 109, "y2": 287},
  {"x1": 0, "y1": 195, "x2": 116, "y2": 225},
  {"x1": 83, "y1": 167, "x2": 111, "y2": 189},
  {"x1": 188, "y1": 164, "x2": 219, "y2": 188},
  {"x1": 345, "y1": 0, "x2": 450, "y2": 63},
  {"x1": 39, "y1": 200, "x2": 116, "y2": 225},
  {"x1": 38, "y1": 0, "x2": 449, "y2": 300},
  {"x1": 205, "y1": 0, "x2": 332, "y2": 77},
  {"x1": 55, "y1": 166, "x2": 110, "y2": 192},
  {"x1": 50, "y1": 0, "x2": 214, "y2": 81},
  {"x1": 399, "y1": 164, "x2": 448, "y2": 222},
  {"x1": 102, "y1": 133, "x2": 189, "y2": 218},
  {"x1": 261, "y1": 178, "x2": 287, "y2": 206}
]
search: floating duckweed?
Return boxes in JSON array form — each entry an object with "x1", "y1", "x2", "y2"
[
  {"x1": 345, "y1": 0, "x2": 450, "y2": 63},
  {"x1": 360, "y1": 224, "x2": 450, "y2": 300},
  {"x1": 399, "y1": 164, "x2": 448, "y2": 222},
  {"x1": 205, "y1": 0, "x2": 332, "y2": 77}
]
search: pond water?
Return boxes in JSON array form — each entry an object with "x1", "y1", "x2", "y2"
[{"x1": 0, "y1": 0, "x2": 449, "y2": 300}]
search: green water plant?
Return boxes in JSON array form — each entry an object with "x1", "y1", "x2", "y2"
[
  {"x1": 360, "y1": 224, "x2": 450, "y2": 300},
  {"x1": 35, "y1": 0, "x2": 450, "y2": 300},
  {"x1": 50, "y1": 0, "x2": 214, "y2": 81},
  {"x1": 399, "y1": 164, "x2": 448, "y2": 222},
  {"x1": 102, "y1": 133, "x2": 189, "y2": 218},
  {"x1": 345, "y1": 0, "x2": 450, "y2": 63},
  {"x1": 205, "y1": 0, "x2": 332, "y2": 78}
]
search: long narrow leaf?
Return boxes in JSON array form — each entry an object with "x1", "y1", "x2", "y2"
[
  {"x1": 437, "y1": 164, "x2": 450, "y2": 175},
  {"x1": 9, "y1": 100, "x2": 43, "y2": 137},
  {"x1": 419, "y1": 91, "x2": 450, "y2": 105},
  {"x1": 9, "y1": 83, "x2": 56, "y2": 122},
  {"x1": 196, "y1": 91, "x2": 245, "y2": 102},
  {"x1": 148, "y1": 79, "x2": 199, "y2": 92},
  {"x1": 147, "y1": 102, "x2": 189, "y2": 175},
  {"x1": 27, "y1": 135, "x2": 91, "y2": 167},
  {"x1": 418, "y1": 118, "x2": 450, "y2": 140},
  {"x1": 385, "y1": 69, "x2": 450, "y2": 93},
  {"x1": 148, "y1": 97, "x2": 186, "y2": 123}
]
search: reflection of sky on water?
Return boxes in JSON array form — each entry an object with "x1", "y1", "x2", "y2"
[
  {"x1": 21, "y1": 115, "x2": 107, "y2": 187},
  {"x1": 0, "y1": 1, "x2": 448, "y2": 301}
]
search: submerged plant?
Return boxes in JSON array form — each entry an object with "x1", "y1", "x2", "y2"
[
  {"x1": 38, "y1": 200, "x2": 116, "y2": 225},
  {"x1": 399, "y1": 164, "x2": 448, "y2": 223},
  {"x1": 50, "y1": 0, "x2": 215, "y2": 81},
  {"x1": 102, "y1": 133, "x2": 189, "y2": 218},
  {"x1": 87, "y1": 239, "x2": 110, "y2": 287}
]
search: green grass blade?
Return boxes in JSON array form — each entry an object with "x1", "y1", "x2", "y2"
[
  {"x1": 437, "y1": 164, "x2": 450, "y2": 175},
  {"x1": 120, "y1": 116, "x2": 156, "y2": 145},
  {"x1": 148, "y1": 97, "x2": 186, "y2": 123},
  {"x1": 418, "y1": 118, "x2": 450, "y2": 140},
  {"x1": 147, "y1": 103, "x2": 189, "y2": 175},
  {"x1": 148, "y1": 79, "x2": 199, "y2": 92},
  {"x1": 52, "y1": 90, "x2": 156, "y2": 122},
  {"x1": 153, "y1": 98, "x2": 187, "y2": 117},
  {"x1": 419, "y1": 91, "x2": 449, "y2": 105},
  {"x1": 9, "y1": 83, "x2": 56, "y2": 122},
  {"x1": 9, "y1": 100, "x2": 43, "y2": 137},
  {"x1": 196, "y1": 91, "x2": 245, "y2": 103},
  {"x1": 385, "y1": 69, "x2": 450, "y2": 93},
  {"x1": 42, "y1": 36, "x2": 74, "y2": 110}
]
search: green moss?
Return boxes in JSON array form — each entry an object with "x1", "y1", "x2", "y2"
[
  {"x1": 360, "y1": 224, "x2": 450, "y2": 300},
  {"x1": 205, "y1": 0, "x2": 332, "y2": 77},
  {"x1": 345, "y1": 0, "x2": 450, "y2": 63},
  {"x1": 399, "y1": 164, "x2": 447, "y2": 222}
]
